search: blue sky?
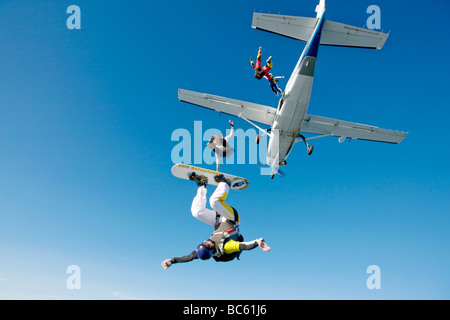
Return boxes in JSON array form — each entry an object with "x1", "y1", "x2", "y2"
[{"x1": 0, "y1": 0, "x2": 448, "y2": 299}]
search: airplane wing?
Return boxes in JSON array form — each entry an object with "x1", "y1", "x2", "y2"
[
  {"x1": 178, "y1": 89, "x2": 277, "y2": 126},
  {"x1": 301, "y1": 114, "x2": 407, "y2": 144}
]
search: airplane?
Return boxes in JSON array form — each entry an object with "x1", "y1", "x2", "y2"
[{"x1": 178, "y1": 0, "x2": 407, "y2": 179}]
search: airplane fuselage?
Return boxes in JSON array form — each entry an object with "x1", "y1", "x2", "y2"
[{"x1": 267, "y1": 9, "x2": 325, "y2": 168}]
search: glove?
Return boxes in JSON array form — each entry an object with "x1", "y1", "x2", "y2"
[
  {"x1": 161, "y1": 259, "x2": 172, "y2": 270},
  {"x1": 257, "y1": 238, "x2": 270, "y2": 251}
]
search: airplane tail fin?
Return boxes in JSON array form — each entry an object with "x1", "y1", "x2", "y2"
[
  {"x1": 252, "y1": 13, "x2": 388, "y2": 49},
  {"x1": 315, "y1": 0, "x2": 326, "y2": 18}
]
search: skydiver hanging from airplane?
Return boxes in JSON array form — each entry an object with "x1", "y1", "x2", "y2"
[
  {"x1": 207, "y1": 120, "x2": 234, "y2": 172},
  {"x1": 251, "y1": 47, "x2": 284, "y2": 96},
  {"x1": 161, "y1": 174, "x2": 270, "y2": 269},
  {"x1": 268, "y1": 74, "x2": 284, "y2": 96}
]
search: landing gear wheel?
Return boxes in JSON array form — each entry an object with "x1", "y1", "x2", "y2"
[
  {"x1": 307, "y1": 145, "x2": 314, "y2": 155},
  {"x1": 256, "y1": 135, "x2": 260, "y2": 145},
  {"x1": 271, "y1": 173, "x2": 275, "y2": 179}
]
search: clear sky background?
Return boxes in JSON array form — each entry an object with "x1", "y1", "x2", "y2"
[{"x1": 0, "y1": 0, "x2": 448, "y2": 299}]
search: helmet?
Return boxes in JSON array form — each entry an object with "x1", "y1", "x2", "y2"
[{"x1": 196, "y1": 243, "x2": 214, "y2": 260}]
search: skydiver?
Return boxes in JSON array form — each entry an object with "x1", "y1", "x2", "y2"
[
  {"x1": 250, "y1": 46, "x2": 273, "y2": 81},
  {"x1": 268, "y1": 74, "x2": 284, "y2": 96},
  {"x1": 207, "y1": 120, "x2": 235, "y2": 172},
  {"x1": 251, "y1": 47, "x2": 284, "y2": 96},
  {"x1": 161, "y1": 175, "x2": 270, "y2": 270}
]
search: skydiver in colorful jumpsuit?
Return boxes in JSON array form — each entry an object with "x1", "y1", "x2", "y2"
[
  {"x1": 251, "y1": 47, "x2": 284, "y2": 96},
  {"x1": 251, "y1": 46, "x2": 273, "y2": 81}
]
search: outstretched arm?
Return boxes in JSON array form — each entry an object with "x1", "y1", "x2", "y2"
[
  {"x1": 223, "y1": 238, "x2": 270, "y2": 255},
  {"x1": 162, "y1": 250, "x2": 198, "y2": 269},
  {"x1": 240, "y1": 238, "x2": 270, "y2": 251},
  {"x1": 215, "y1": 153, "x2": 220, "y2": 172},
  {"x1": 224, "y1": 120, "x2": 234, "y2": 141}
]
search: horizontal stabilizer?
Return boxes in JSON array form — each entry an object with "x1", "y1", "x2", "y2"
[
  {"x1": 178, "y1": 89, "x2": 277, "y2": 126},
  {"x1": 252, "y1": 13, "x2": 316, "y2": 42},
  {"x1": 301, "y1": 114, "x2": 407, "y2": 144},
  {"x1": 252, "y1": 13, "x2": 389, "y2": 49},
  {"x1": 321, "y1": 20, "x2": 388, "y2": 49}
]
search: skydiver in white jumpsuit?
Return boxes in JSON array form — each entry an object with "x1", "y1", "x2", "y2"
[{"x1": 161, "y1": 175, "x2": 270, "y2": 269}]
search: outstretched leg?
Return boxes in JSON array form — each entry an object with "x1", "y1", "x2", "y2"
[
  {"x1": 209, "y1": 182, "x2": 238, "y2": 223},
  {"x1": 255, "y1": 47, "x2": 262, "y2": 69},
  {"x1": 191, "y1": 186, "x2": 217, "y2": 226},
  {"x1": 263, "y1": 56, "x2": 273, "y2": 79}
]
